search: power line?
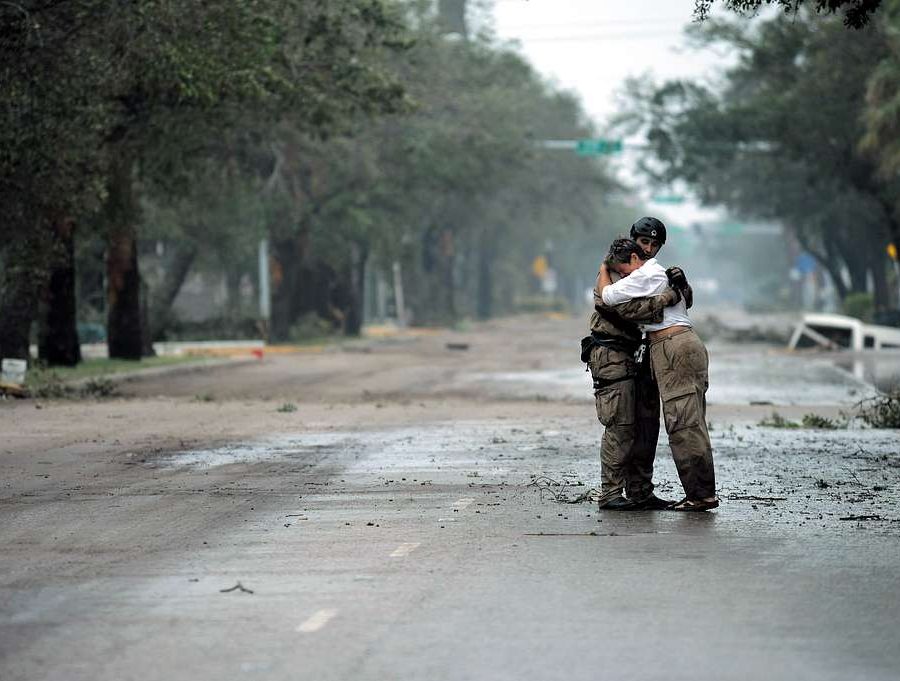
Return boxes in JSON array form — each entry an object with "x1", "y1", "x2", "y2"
[
  {"x1": 498, "y1": 17, "x2": 691, "y2": 31},
  {"x1": 500, "y1": 29, "x2": 686, "y2": 43}
]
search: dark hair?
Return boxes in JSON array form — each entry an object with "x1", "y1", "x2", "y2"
[{"x1": 604, "y1": 237, "x2": 647, "y2": 268}]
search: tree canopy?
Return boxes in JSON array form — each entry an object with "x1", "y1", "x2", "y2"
[
  {"x1": 2, "y1": 1, "x2": 635, "y2": 363},
  {"x1": 620, "y1": 8, "x2": 900, "y2": 313},
  {"x1": 694, "y1": 0, "x2": 883, "y2": 27}
]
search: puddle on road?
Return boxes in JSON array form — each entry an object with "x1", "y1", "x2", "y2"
[
  {"x1": 460, "y1": 344, "x2": 882, "y2": 406},
  {"x1": 165, "y1": 432, "x2": 355, "y2": 468},
  {"x1": 160, "y1": 423, "x2": 519, "y2": 471}
]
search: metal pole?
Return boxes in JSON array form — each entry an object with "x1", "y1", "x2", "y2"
[
  {"x1": 893, "y1": 260, "x2": 900, "y2": 309},
  {"x1": 392, "y1": 261, "x2": 406, "y2": 327},
  {"x1": 258, "y1": 239, "x2": 270, "y2": 321}
]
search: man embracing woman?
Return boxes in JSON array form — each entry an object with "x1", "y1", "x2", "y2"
[{"x1": 588, "y1": 224, "x2": 718, "y2": 512}]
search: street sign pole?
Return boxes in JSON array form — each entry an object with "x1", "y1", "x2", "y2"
[
  {"x1": 537, "y1": 139, "x2": 625, "y2": 156},
  {"x1": 888, "y1": 243, "x2": 899, "y2": 307}
]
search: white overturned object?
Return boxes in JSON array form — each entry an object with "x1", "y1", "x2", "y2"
[{"x1": 788, "y1": 313, "x2": 900, "y2": 351}]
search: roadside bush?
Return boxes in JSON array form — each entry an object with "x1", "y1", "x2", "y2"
[
  {"x1": 81, "y1": 377, "x2": 118, "y2": 398},
  {"x1": 842, "y1": 292, "x2": 874, "y2": 322},
  {"x1": 801, "y1": 413, "x2": 842, "y2": 429},
  {"x1": 25, "y1": 368, "x2": 73, "y2": 399},
  {"x1": 287, "y1": 313, "x2": 336, "y2": 342},
  {"x1": 758, "y1": 412, "x2": 800, "y2": 428},
  {"x1": 25, "y1": 370, "x2": 118, "y2": 399},
  {"x1": 856, "y1": 389, "x2": 900, "y2": 428}
]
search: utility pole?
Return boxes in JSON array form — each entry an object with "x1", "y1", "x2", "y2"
[
  {"x1": 438, "y1": 0, "x2": 467, "y2": 39},
  {"x1": 258, "y1": 239, "x2": 270, "y2": 322},
  {"x1": 392, "y1": 261, "x2": 407, "y2": 327}
]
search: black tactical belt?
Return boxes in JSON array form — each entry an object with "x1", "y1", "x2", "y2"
[
  {"x1": 590, "y1": 332, "x2": 639, "y2": 355},
  {"x1": 594, "y1": 305, "x2": 641, "y2": 338},
  {"x1": 592, "y1": 374, "x2": 634, "y2": 391}
]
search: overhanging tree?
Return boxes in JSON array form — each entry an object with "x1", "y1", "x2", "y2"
[{"x1": 618, "y1": 12, "x2": 899, "y2": 309}]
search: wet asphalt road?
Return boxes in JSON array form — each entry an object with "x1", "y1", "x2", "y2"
[
  {"x1": 2, "y1": 316, "x2": 900, "y2": 681},
  {"x1": 4, "y1": 418, "x2": 900, "y2": 681}
]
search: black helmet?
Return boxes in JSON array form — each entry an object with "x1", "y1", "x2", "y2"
[{"x1": 630, "y1": 216, "x2": 667, "y2": 245}]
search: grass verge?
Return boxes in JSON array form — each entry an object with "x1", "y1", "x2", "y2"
[{"x1": 24, "y1": 356, "x2": 211, "y2": 399}]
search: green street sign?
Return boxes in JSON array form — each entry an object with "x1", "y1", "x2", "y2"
[
  {"x1": 651, "y1": 195, "x2": 685, "y2": 204},
  {"x1": 575, "y1": 139, "x2": 623, "y2": 156}
]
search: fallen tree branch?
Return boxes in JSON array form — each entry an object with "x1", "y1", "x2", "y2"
[
  {"x1": 220, "y1": 581, "x2": 254, "y2": 594},
  {"x1": 726, "y1": 494, "x2": 787, "y2": 502}
]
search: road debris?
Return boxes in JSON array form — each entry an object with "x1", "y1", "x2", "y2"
[
  {"x1": 727, "y1": 494, "x2": 787, "y2": 502},
  {"x1": 527, "y1": 474, "x2": 593, "y2": 503},
  {"x1": 220, "y1": 582, "x2": 254, "y2": 594}
]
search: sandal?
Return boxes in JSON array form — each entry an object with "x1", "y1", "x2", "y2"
[{"x1": 672, "y1": 497, "x2": 719, "y2": 512}]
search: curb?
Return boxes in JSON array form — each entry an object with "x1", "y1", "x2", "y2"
[{"x1": 67, "y1": 357, "x2": 262, "y2": 389}]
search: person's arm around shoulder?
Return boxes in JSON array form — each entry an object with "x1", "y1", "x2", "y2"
[
  {"x1": 599, "y1": 263, "x2": 651, "y2": 305},
  {"x1": 595, "y1": 266, "x2": 681, "y2": 321},
  {"x1": 606, "y1": 287, "x2": 682, "y2": 323}
]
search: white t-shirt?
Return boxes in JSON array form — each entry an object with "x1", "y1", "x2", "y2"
[{"x1": 600, "y1": 258, "x2": 691, "y2": 333}]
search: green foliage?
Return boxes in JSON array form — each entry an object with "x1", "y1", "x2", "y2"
[
  {"x1": 758, "y1": 412, "x2": 800, "y2": 428},
  {"x1": 761, "y1": 411, "x2": 846, "y2": 428},
  {"x1": 4, "y1": 1, "x2": 631, "y2": 347},
  {"x1": 619, "y1": 11, "x2": 899, "y2": 308},
  {"x1": 276, "y1": 402, "x2": 298, "y2": 413},
  {"x1": 81, "y1": 377, "x2": 119, "y2": 399},
  {"x1": 2, "y1": 0, "x2": 412, "y2": 354},
  {"x1": 842, "y1": 292, "x2": 875, "y2": 320},
  {"x1": 862, "y1": 0, "x2": 900, "y2": 177},
  {"x1": 288, "y1": 314, "x2": 339, "y2": 343},
  {"x1": 693, "y1": 0, "x2": 882, "y2": 27},
  {"x1": 25, "y1": 368, "x2": 117, "y2": 399},
  {"x1": 801, "y1": 413, "x2": 843, "y2": 429},
  {"x1": 856, "y1": 389, "x2": 900, "y2": 427},
  {"x1": 25, "y1": 369, "x2": 73, "y2": 400},
  {"x1": 256, "y1": 16, "x2": 623, "y2": 331}
]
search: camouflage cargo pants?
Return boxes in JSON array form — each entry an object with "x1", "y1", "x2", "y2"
[
  {"x1": 589, "y1": 345, "x2": 660, "y2": 502},
  {"x1": 649, "y1": 328, "x2": 716, "y2": 500}
]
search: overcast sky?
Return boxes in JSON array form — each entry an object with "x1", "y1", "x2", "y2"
[
  {"x1": 482, "y1": 0, "x2": 736, "y2": 224},
  {"x1": 487, "y1": 0, "x2": 729, "y2": 123}
]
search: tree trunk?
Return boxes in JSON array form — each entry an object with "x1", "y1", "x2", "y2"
[
  {"x1": 847, "y1": 257, "x2": 868, "y2": 294},
  {"x1": 105, "y1": 153, "x2": 143, "y2": 360},
  {"x1": 225, "y1": 268, "x2": 242, "y2": 320},
  {"x1": 269, "y1": 236, "x2": 307, "y2": 342},
  {"x1": 38, "y1": 218, "x2": 81, "y2": 366},
  {"x1": 343, "y1": 243, "x2": 368, "y2": 336},
  {"x1": 148, "y1": 243, "x2": 198, "y2": 341},
  {"x1": 140, "y1": 278, "x2": 155, "y2": 357},
  {"x1": 820, "y1": 236, "x2": 849, "y2": 301},
  {"x1": 871, "y1": 258, "x2": 890, "y2": 311},
  {"x1": 476, "y1": 242, "x2": 494, "y2": 320},
  {"x1": 0, "y1": 226, "x2": 51, "y2": 363},
  {"x1": 441, "y1": 228, "x2": 457, "y2": 323}
]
